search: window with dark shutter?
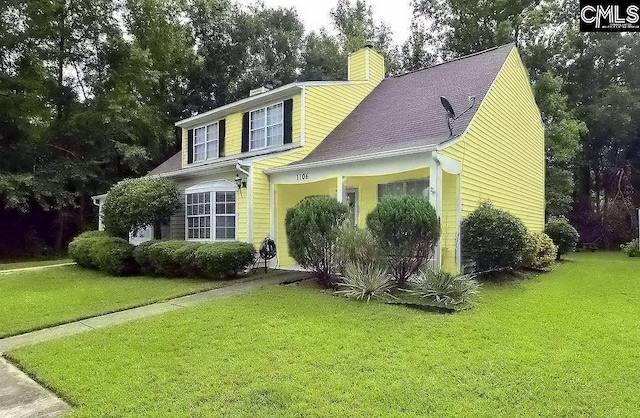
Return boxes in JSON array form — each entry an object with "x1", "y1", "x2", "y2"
[
  {"x1": 283, "y1": 98, "x2": 293, "y2": 144},
  {"x1": 187, "y1": 129, "x2": 194, "y2": 164},
  {"x1": 241, "y1": 112, "x2": 249, "y2": 152},
  {"x1": 218, "y1": 119, "x2": 226, "y2": 157}
]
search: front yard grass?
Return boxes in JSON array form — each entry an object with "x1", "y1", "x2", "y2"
[
  {"x1": 7, "y1": 252, "x2": 640, "y2": 417},
  {"x1": 0, "y1": 266, "x2": 264, "y2": 338}
]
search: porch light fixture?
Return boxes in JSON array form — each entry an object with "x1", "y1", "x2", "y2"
[{"x1": 234, "y1": 173, "x2": 246, "y2": 189}]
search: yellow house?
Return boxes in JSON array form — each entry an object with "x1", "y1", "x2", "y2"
[{"x1": 95, "y1": 43, "x2": 544, "y2": 273}]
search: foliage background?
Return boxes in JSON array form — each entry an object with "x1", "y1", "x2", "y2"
[{"x1": 1, "y1": 0, "x2": 638, "y2": 256}]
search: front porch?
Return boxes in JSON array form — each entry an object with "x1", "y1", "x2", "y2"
[{"x1": 267, "y1": 151, "x2": 462, "y2": 272}]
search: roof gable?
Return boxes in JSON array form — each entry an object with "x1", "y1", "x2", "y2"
[{"x1": 296, "y1": 44, "x2": 514, "y2": 165}]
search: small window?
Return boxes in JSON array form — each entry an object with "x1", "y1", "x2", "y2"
[
  {"x1": 377, "y1": 179, "x2": 430, "y2": 202},
  {"x1": 249, "y1": 102, "x2": 283, "y2": 150},
  {"x1": 193, "y1": 122, "x2": 219, "y2": 162}
]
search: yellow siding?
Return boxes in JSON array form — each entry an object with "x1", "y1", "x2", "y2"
[
  {"x1": 182, "y1": 94, "x2": 301, "y2": 164},
  {"x1": 441, "y1": 47, "x2": 545, "y2": 233},
  {"x1": 441, "y1": 172, "x2": 459, "y2": 272},
  {"x1": 225, "y1": 113, "x2": 243, "y2": 156},
  {"x1": 348, "y1": 49, "x2": 368, "y2": 81},
  {"x1": 251, "y1": 80, "x2": 381, "y2": 248},
  {"x1": 275, "y1": 178, "x2": 338, "y2": 266},
  {"x1": 344, "y1": 168, "x2": 430, "y2": 227}
]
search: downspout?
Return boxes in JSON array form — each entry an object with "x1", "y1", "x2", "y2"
[{"x1": 236, "y1": 162, "x2": 252, "y2": 244}]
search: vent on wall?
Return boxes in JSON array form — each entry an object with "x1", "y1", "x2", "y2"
[{"x1": 249, "y1": 86, "x2": 272, "y2": 97}]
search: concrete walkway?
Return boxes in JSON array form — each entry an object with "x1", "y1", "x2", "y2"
[
  {"x1": 0, "y1": 358, "x2": 69, "y2": 418},
  {"x1": 0, "y1": 270, "x2": 309, "y2": 418},
  {"x1": 0, "y1": 263, "x2": 76, "y2": 275}
]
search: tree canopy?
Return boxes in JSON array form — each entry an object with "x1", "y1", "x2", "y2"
[{"x1": 1, "y1": 0, "x2": 638, "y2": 255}]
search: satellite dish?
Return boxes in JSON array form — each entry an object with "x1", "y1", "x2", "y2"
[
  {"x1": 439, "y1": 95, "x2": 476, "y2": 136},
  {"x1": 440, "y1": 96, "x2": 455, "y2": 119}
]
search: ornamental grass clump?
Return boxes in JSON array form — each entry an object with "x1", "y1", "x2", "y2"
[
  {"x1": 402, "y1": 269, "x2": 480, "y2": 310},
  {"x1": 334, "y1": 224, "x2": 384, "y2": 274},
  {"x1": 336, "y1": 262, "x2": 395, "y2": 302}
]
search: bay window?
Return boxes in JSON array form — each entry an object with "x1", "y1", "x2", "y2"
[{"x1": 185, "y1": 182, "x2": 236, "y2": 240}]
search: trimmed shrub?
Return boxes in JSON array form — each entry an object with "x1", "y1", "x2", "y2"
[
  {"x1": 545, "y1": 216, "x2": 580, "y2": 260},
  {"x1": 68, "y1": 231, "x2": 110, "y2": 268},
  {"x1": 172, "y1": 242, "x2": 206, "y2": 276},
  {"x1": 522, "y1": 232, "x2": 557, "y2": 270},
  {"x1": 147, "y1": 240, "x2": 191, "y2": 277},
  {"x1": 402, "y1": 269, "x2": 480, "y2": 311},
  {"x1": 193, "y1": 242, "x2": 255, "y2": 279},
  {"x1": 621, "y1": 239, "x2": 640, "y2": 257},
  {"x1": 102, "y1": 177, "x2": 181, "y2": 239},
  {"x1": 89, "y1": 236, "x2": 138, "y2": 276},
  {"x1": 336, "y1": 262, "x2": 394, "y2": 302},
  {"x1": 132, "y1": 240, "x2": 159, "y2": 275},
  {"x1": 366, "y1": 195, "x2": 440, "y2": 285},
  {"x1": 461, "y1": 202, "x2": 528, "y2": 272},
  {"x1": 335, "y1": 226, "x2": 384, "y2": 273},
  {"x1": 285, "y1": 196, "x2": 348, "y2": 287}
]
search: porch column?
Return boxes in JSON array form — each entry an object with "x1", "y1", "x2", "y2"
[
  {"x1": 428, "y1": 154, "x2": 443, "y2": 270},
  {"x1": 336, "y1": 175, "x2": 344, "y2": 203}
]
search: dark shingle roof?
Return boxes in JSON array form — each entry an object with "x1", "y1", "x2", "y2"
[
  {"x1": 295, "y1": 44, "x2": 514, "y2": 165},
  {"x1": 148, "y1": 151, "x2": 182, "y2": 176}
]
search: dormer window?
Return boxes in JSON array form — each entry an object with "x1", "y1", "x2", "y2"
[
  {"x1": 193, "y1": 122, "x2": 219, "y2": 162},
  {"x1": 249, "y1": 102, "x2": 283, "y2": 150}
]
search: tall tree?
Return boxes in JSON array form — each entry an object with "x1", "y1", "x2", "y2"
[{"x1": 330, "y1": 0, "x2": 400, "y2": 74}]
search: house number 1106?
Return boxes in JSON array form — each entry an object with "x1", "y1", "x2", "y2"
[{"x1": 296, "y1": 173, "x2": 309, "y2": 181}]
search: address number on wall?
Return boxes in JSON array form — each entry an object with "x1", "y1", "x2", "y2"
[{"x1": 296, "y1": 173, "x2": 310, "y2": 181}]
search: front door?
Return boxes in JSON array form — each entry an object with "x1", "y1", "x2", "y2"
[{"x1": 346, "y1": 188, "x2": 358, "y2": 227}]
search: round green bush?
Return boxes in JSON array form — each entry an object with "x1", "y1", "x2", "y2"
[
  {"x1": 102, "y1": 177, "x2": 181, "y2": 239},
  {"x1": 545, "y1": 216, "x2": 580, "y2": 260},
  {"x1": 366, "y1": 195, "x2": 440, "y2": 285},
  {"x1": 146, "y1": 241, "x2": 191, "y2": 277},
  {"x1": 461, "y1": 202, "x2": 527, "y2": 272},
  {"x1": 285, "y1": 196, "x2": 348, "y2": 287},
  {"x1": 522, "y1": 231, "x2": 557, "y2": 270},
  {"x1": 68, "y1": 231, "x2": 110, "y2": 268},
  {"x1": 193, "y1": 242, "x2": 255, "y2": 279},
  {"x1": 172, "y1": 242, "x2": 206, "y2": 277},
  {"x1": 89, "y1": 236, "x2": 138, "y2": 276}
]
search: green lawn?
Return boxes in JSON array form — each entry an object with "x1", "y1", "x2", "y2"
[
  {"x1": 0, "y1": 266, "x2": 262, "y2": 338},
  {"x1": 7, "y1": 252, "x2": 640, "y2": 417},
  {"x1": 0, "y1": 258, "x2": 73, "y2": 271}
]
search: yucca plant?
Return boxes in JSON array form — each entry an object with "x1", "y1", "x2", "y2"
[
  {"x1": 336, "y1": 262, "x2": 395, "y2": 302},
  {"x1": 403, "y1": 270, "x2": 480, "y2": 310}
]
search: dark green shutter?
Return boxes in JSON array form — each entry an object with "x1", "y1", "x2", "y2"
[
  {"x1": 283, "y1": 99, "x2": 293, "y2": 144},
  {"x1": 187, "y1": 129, "x2": 194, "y2": 163},
  {"x1": 241, "y1": 112, "x2": 249, "y2": 152},
  {"x1": 218, "y1": 119, "x2": 226, "y2": 157}
]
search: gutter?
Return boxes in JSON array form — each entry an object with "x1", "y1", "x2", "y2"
[{"x1": 264, "y1": 144, "x2": 438, "y2": 174}]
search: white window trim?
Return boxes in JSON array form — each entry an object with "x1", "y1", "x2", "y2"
[
  {"x1": 184, "y1": 180, "x2": 237, "y2": 241},
  {"x1": 249, "y1": 101, "x2": 284, "y2": 151},
  {"x1": 377, "y1": 178, "x2": 430, "y2": 202},
  {"x1": 193, "y1": 121, "x2": 219, "y2": 163}
]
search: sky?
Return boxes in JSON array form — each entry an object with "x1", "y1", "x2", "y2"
[{"x1": 236, "y1": 0, "x2": 415, "y2": 44}]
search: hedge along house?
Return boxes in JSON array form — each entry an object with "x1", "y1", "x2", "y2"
[{"x1": 94, "y1": 44, "x2": 544, "y2": 273}]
